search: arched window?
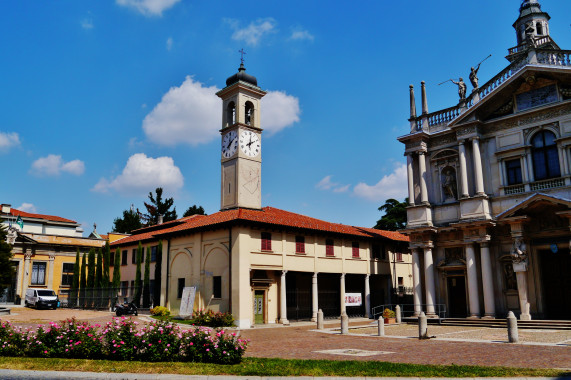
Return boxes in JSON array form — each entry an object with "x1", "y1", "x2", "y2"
[
  {"x1": 245, "y1": 101, "x2": 254, "y2": 125},
  {"x1": 536, "y1": 22, "x2": 543, "y2": 35},
  {"x1": 532, "y1": 130, "x2": 560, "y2": 181},
  {"x1": 226, "y1": 102, "x2": 236, "y2": 126}
]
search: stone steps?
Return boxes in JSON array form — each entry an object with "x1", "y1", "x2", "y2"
[{"x1": 403, "y1": 316, "x2": 571, "y2": 330}]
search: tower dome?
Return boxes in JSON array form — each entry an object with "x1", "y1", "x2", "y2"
[
  {"x1": 512, "y1": 0, "x2": 550, "y2": 47},
  {"x1": 225, "y1": 63, "x2": 258, "y2": 87}
]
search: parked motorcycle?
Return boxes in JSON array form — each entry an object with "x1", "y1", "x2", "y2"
[{"x1": 114, "y1": 299, "x2": 138, "y2": 317}]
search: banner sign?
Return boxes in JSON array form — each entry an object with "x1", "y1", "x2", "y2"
[
  {"x1": 179, "y1": 286, "x2": 196, "y2": 317},
  {"x1": 345, "y1": 293, "x2": 362, "y2": 307}
]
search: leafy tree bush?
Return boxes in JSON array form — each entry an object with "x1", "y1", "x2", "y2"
[
  {"x1": 79, "y1": 253, "x2": 87, "y2": 307},
  {"x1": 113, "y1": 208, "x2": 142, "y2": 234},
  {"x1": 150, "y1": 306, "x2": 170, "y2": 317},
  {"x1": 133, "y1": 242, "x2": 143, "y2": 306},
  {"x1": 374, "y1": 198, "x2": 408, "y2": 231},
  {"x1": 0, "y1": 225, "x2": 14, "y2": 296},
  {"x1": 153, "y1": 241, "x2": 162, "y2": 307},
  {"x1": 189, "y1": 310, "x2": 235, "y2": 327},
  {"x1": 143, "y1": 246, "x2": 151, "y2": 308},
  {"x1": 112, "y1": 247, "x2": 121, "y2": 291},
  {"x1": 70, "y1": 249, "x2": 80, "y2": 307}
]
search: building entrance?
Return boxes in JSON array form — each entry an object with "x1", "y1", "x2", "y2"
[
  {"x1": 446, "y1": 275, "x2": 467, "y2": 318},
  {"x1": 253, "y1": 290, "x2": 264, "y2": 324},
  {"x1": 539, "y1": 248, "x2": 571, "y2": 319}
]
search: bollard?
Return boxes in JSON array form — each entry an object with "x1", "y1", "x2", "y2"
[
  {"x1": 418, "y1": 311, "x2": 428, "y2": 339},
  {"x1": 507, "y1": 311, "x2": 519, "y2": 343},
  {"x1": 395, "y1": 305, "x2": 402, "y2": 324},
  {"x1": 317, "y1": 309, "x2": 324, "y2": 330},
  {"x1": 377, "y1": 316, "x2": 385, "y2": 336},
  {"x1": 341, "y1": 312, "x2": 349, "y2": 334}
]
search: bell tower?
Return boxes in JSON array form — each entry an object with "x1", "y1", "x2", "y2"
[
  {"x1": 513, "y1": 0, "x2": 551, "y2": 46},
  {"x1": 216, "y1": 60, "x2": 266, "y2": 210}
]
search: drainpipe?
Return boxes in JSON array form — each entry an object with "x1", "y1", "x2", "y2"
[{"x1": 228, "y1": 226, "x2": 232, "y2": 312}]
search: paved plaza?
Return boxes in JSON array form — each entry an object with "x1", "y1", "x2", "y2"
[{"x1": 0, "y1": 307, "x2": 570, "y2": 370}]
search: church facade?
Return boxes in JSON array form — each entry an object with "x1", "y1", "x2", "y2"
[
  {"x1": 399, "y1": 0, "x2": 571, "y2": 320},
  {"x1": 111, "y1": 63, "x2": 411, "y2": 328}
]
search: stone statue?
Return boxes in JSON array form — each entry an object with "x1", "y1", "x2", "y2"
[
  {"x1": 6, "y1": 226, "x2": 17, "y2": 245},
  {"x1": 451, "y1": 78, "x2": 467, "y2": 100},
  {"x1": 503, "y1": 262, "x2": 517, "y2": 290},
  {"x1": 510, "y1": 237, "x2": 527, "y2": 264},
  {"x1": 469, "y1": 65, "x2": 480, "y2": 89},
  {"x1": 442, "y1": 168, "x2": 457, "y2": 199}
]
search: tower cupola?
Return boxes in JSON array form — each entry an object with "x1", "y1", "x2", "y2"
[{"x1": 513, "y1": 0, "x2": 550, "y2": 46}]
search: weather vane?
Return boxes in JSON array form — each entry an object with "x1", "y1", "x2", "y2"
[{"x1": 238, "y1": 48, "x2": 246, "y2": 65}]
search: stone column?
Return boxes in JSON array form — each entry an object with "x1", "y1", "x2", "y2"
[
  {"x1": 407, "y1": 154, "x2": 415, "y2": 205},
  {"x1": 480, "y1": 242, "x2": 495, "y2": 318},
  {"x1": 521, "y1": 155, "x2": 529, "y2": 183},
  {"x1": 458, "y1": 141, "x2": 469, "y2": 198},
  {"x1": 411, "y1": 248, "x2": 422, "y2": 316},
  {"x1": 418, "y1": 152, "x2": 429, "y2": 204},
  {"x1": 472, "y1": 137, "x2": 485, "y2": 195},
  {"x1": 22, "y1": 252, "x2": 32, "y2": 306},
  {"x1": 280, "y1": 270, "x2": 289, "y2": 325},
  {"x1": 515, "y1": 271, "x2": 531, "y2": 320},
  {"x1": 311, "y1": 272, "x2": 318, "y2": 322},
  {"x1": 465, "y1": 243, "x2": 481, "y2": 317},
  {"x1": 498, "y1": 158, "x2": 505, "y2": 188},
  {"x1": 47, "y1": 252, "x2": 56, "y2": 289},
  {"x1": 423, "y1": 248, "x2": 436, "y2": 316},
  {"x1": 526, "y1": 151, "x2": 535, "y2": 182},
  {"x1": 340, "y1": 273, "x2": 346, "y2": 315},
  {"x1": 364, "y1": 274, "x2": 370, "y2": 318}
]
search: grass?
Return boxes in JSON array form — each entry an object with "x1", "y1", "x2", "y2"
[{"x1": 0, "y1": 357, "x2": 568, "y2": 377}]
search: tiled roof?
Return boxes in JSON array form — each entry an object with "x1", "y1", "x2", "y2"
[
  {"x1": 111, "y1": 207, "x2": 408, "y2": 246},
  {"x1": 2, "y1": 208, "x2": 77, "y2": 224}
]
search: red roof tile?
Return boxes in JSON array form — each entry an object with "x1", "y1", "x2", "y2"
[
  {"x1": 2, "y1": 208, "x2": 77, "y2": 224},
  {"x1": 111, "y1": 207, "x2": 409, "y2": 246}
]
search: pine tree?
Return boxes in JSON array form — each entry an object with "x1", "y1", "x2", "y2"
[
  {"x1": 112, "y1": 248, "x2": 121, "y2": 296},
  {"x1": 0, "y1": 225, "x2": 14, "y2": 297},
  {"x1": 133, "y1": 242, "x2": 143, "y2": 306},
  {"x1": 153, "y1": 240, "x2": 162, "y2": 307},
  {"x1": 143, "y1": 246, "x2": 151, "y2": 308},
  {"x1": 79, "y1": 253, "x2": 87, "y2": 307},
  {"x1": 103, "y1": 242, "x2": 111, "y2": 307},
  {"x1": 87, "y1": 248, "x2": 96, "y2": 307},
  {"x1": 95, "y1": 248, "x2": 103, "y2": 308},
  {"x1": 70, "y1": 249, "x2": 80, "y2": 307}
]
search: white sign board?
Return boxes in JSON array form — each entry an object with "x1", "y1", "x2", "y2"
[
  {"x1": 179, "y1": 286, "x2": 196, "y2": 317},
  {"x1": 345, "y1": 293, "x2": 362, "y2": 307}
]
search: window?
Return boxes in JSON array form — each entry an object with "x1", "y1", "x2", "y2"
[
  {"x1": 121, "y1": 250, "x2": 128, "y2": 265},
  {"x1": 227, "y1": 101, "x2": 236, "y2": 126},
  {"x1": 132, "y1": 249, "x2": 137, "y2": 264},
  {"x1": 325, "y1": 239, "x2": 334, "y2": 256},
  {"x1": 120, "y1": 281, "x2": 128, "y2": 297},
  {"x1": 505, "y1": 159, "x2": 522, "y2": 185},
  {"x1": 532, "y1": 130, "x2": 561, "y2": 181},
  {"x1": 352, "y1": 242, "x2": 360, "y2": 258},
  {"x1": 261, "y1": 232, "x2": 272, "y2": 251},
  {"x1": 151, "y1": 246, "x2": 157, "y2": 262},
  {"x1": 372, "y1": 243, "x2": 385, "y2": 260},
  {"x1": 396, "y1": 252, "x2": 403, "y2": 262},
  {"x1": 213, "y1": 276, "x2": 222, "y2": 299},
  {"x1": 31, "y1": 262, "x2": 46, "y2": 285},
  {"x1": 130, "y1": 280, "x2": 135, "y2": 295},
  {"x1": 536, "y1": 22, "x2": 543, "y2": 35},
  {"x1": 295, "y1": 236, "x2": 305, "y2": 254},
  {"x1": 245, "y1": 101, "x2": 254, "y2": 125},
  {"x1": 61, "y1": 263, "x2": 74, "y2": 287},
  {"x1": 177, "y1": 278, "x2": 185, "y2": 299},
  {"x1": 110, "y1": 251, "x2": 115, "y2": 266}
]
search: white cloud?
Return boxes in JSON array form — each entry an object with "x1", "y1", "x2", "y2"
[
  {"x1": 316, "y1": 175, "x2": 349, "y2": 193},
  {"x1": 81, "y1": 18, "x2": 94, "y2": 29},
  {"x1": 166, "y1": 37, "x2": 173, "y2": 51},
  {"x1": 92, "y1": 153, "x2": 184, "y2": 195},
  {"x1": 116, "y1": 0, "x2": 181, "y2": 16},
  {"x1": 290, "y1": 29, "x2": 314, "y2": 42},
  {"x1": 0, "y1": 132, "x2": 20, "y2": 152},
  {"x1": 30, "y1": 154, "x2": 85, "y2": 177},
  {"x1": 353, "y1": 163, "x2": 408, "y2": 202},
  {"x1": 228, "y1": 18, "x2": 276, "y2": 46},
  {"x1": 261, "y1": 91, "x2": 300, "y2": 135},
  {"x1": 17, "y1": 203, "x2": 37, "y2": 213},
  {"x1": 142, "y1": 76, "x2": 300, "y2": 146}
]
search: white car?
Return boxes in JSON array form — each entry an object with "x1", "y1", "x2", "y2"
[{"x1": 25, "y1": 288, "x2": 59, "y2": 309}]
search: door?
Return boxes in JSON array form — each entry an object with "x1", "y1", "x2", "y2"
[
  {"x1": 540, "y1": 248, "x2": 571, "y2": 319},
  {"x1": 253, "y1": 290, "x2": 264, "y2": 324},
  {"x1": 447, "y1": 276, "x2": 467, "y2": 318}
]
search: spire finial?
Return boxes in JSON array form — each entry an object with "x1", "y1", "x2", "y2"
[{"x1": 238, "y1": 48, "x2": 246, "y2": 65}]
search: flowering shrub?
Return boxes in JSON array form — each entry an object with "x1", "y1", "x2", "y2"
[
  {"x1": 0, "y1": 317, "x2": 248, "y2": 364},
  {"x1": 189, "y1": 309, "x2": 234, "y2": 327},
  {"x1": 150, "y1": 306, "x2": 171, "y2": 318},
  {"x1": 382, "y1": 308, "x2": 396, "y2": 318}
]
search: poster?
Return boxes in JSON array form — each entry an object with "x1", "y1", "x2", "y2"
[
  {"x1": 345, "y1": 293, "x2": 362, "y2": 307},
  {"x1": 179, "y1": 286, "x2": 196, "y2": 317}
]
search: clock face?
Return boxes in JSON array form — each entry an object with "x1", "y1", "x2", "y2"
[
  {"x1": 221, "y1": 130, "x2": 238, "y2": 158},
  {"x1": 240, "y1": 130, "x2": 260, "y2": 157}
]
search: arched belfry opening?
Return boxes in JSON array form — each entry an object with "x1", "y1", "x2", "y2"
[
  {"x1": 226, "y1": 101, "x2": 236, "y2": 127},
  {"x1": 245, "y1": 101, "x2": 254, "y2": 126}
]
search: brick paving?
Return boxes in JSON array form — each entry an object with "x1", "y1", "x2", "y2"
[{"x1": 1, "y1": 307, "x2": 570, "y2": 370}]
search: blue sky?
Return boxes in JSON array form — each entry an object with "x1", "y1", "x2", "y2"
[{"x1": 1, "y1": 0, "x2": 570, "y2": 235}]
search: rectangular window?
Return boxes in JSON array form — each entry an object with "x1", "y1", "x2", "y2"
[
  {"x1": 120, "y1": 281, "x2": 128, "y2": 297},
  {"x1": 352, "y1": 242, "x2": 360, "y2": 258},
  {"x1": 61, "y1": 263, "x2": 74, "y2": 287},
  {"x1": 213, "y1": 276, "x2": 222, "y2": 299},
  {"x1": 130, "y1": 280, "x2": 135, "y2": 295},
  {"x1": 121, "y1": 250, "x2": 128, "y2": 265},
  {"x1": 151, "y1": 246, "x2": 157, "y2": 262},
  {"x1": 506, "y1": 159, "x2": 523, "y2": 185},
  {"x1": 371, "y1": 243, "x2": 381, "y2": 259},
  {"x1": 177, "y1": 278, "x2": 185, "y2": 299},
  {"x1": 325, "y1": 239, "x2": 334, "y2": 256},
  {"x1": 295, "y1": 236, "x2": 305, "y2": 254},
  {"x1": 31, "y1": 262, "x2": 46, "y2": 285},
  {"x1": 396, "y1": 252, "x2": 403, "y2": 262},
  {"x1": 110, "y1": 252, "x2": 115, "y2": 266},
  {"x1": 132, "y1": 249, "x2": 137, "y2": 264},
  {"x1": 261, "y1": 232, "x2": 272, "y2": 251}
]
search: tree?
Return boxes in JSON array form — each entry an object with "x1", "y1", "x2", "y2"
[
  {"x1": 183, "y1": 205, "x2": 206, "y2": 217},
  {"x1": 0, "y1": 225, "x2": 14, "y2": 296},
  {"x1": 142, "y1": 246, "x2": 151, "y2": 308},
  {"x1": 103, "y1": 242, "x2": 110, "y2": 290},
  {"x1": 374, "y1": 198, "x2": 408, "y2": 231},
  {"x1": 79, "y1": 253, "x2": 87, "y2": 307},
  {"x1": 112, "y1": 248, "x2": 121, "y2": 294},
  {"x1": 153, "y1": 240, "x2": 162, "y2": 307},
  {"x1": 143, "y1": 187, "x2": 177, "y2": 225},
  {"x1": 133, "y1": 242, "x2": 143, "y2": 306},
  {"x1": 95, "y1": 248, "x2": 103, "y2": 308},
  {"x1": 70, "y1": 249, "x2": 80, "y2": 307},
  {"x1": 87, "y1": 248, "x2": 96, "y2": 307},
  {"x1": 113, "y1": 208, "x2": 142, "y2": 234}
]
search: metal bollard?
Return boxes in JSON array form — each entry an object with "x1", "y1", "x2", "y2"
[
  {"x1": 395, "y1": 305, "x2": 402, "y2": 324},
  {"x1": 377, "y1": 316, "x2": 385, "y2": 336},
  {"x1": 317, "y1": 309, "x2": 324, "y2": 330},
  {"x1": 507, "y1": 311, "x2": 519, "y2": 343},
  {"x1": 418, "y1": 311, "x2": 428, "y2": 339},
  {"x1": 340, "y1": 312, "x2": 349, "y2": 334}
]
